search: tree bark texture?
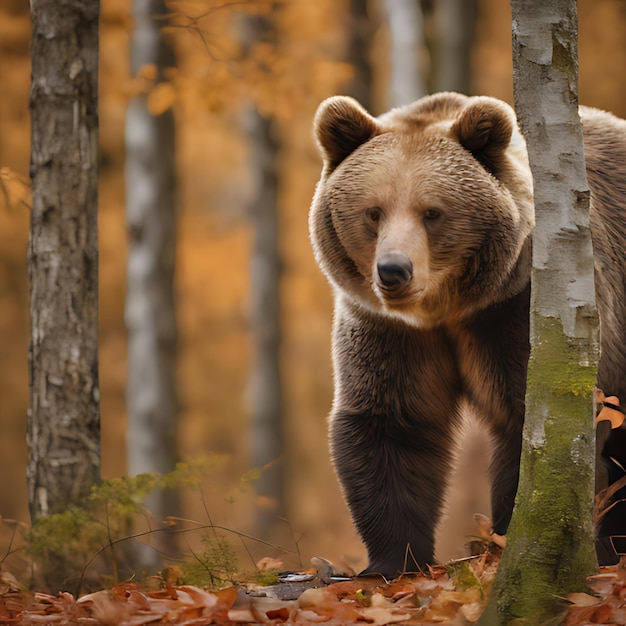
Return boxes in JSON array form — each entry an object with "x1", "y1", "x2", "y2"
[
  {"x1": 125, "y1": 0, "x2": 179, "y2": 525},
  {"x1": 480, "y1": 1, "x2": 598, "y2": 622},
  {"x1": 383, "y1": 0, "x2": 427, "y2": 106},
  {"x1": 28, "y1": 0, "x2": 101, "y2": 521}
]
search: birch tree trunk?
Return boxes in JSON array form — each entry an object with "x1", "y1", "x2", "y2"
[
  {"x1": 239, "y1": 13, "x2": 285, "y2": 533},
  {"x1": 28, "y1": 0, "x2": 101, "y2": 520},
  {"x1": 479, "y1": 1, "x2": 598, "y2": 622},
  {"x1": 125, "y1": 0, "x2": 179, "y2": 532},
  {"x1": 383, "y1": 0, "x2": 427, "y2": 106},
  {"x1": 247, "y1": 108, "x2": 283, "y2": 530}
]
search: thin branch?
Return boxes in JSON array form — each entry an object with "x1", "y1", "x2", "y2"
[{"x1": 76, "y1": 521, "x2": 297, "y2": 594}]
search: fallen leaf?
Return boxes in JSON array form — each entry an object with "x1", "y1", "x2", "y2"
[
  {"x1": 566, "y1": 591, "x2": 601, "y2": 606},
  {"x1": 297, "y1": 587, "x2": 367, "y2": 623},
  {"x1": 296, "y1": 608, "x2": 332, "y2": 622},
  {"x1": 266, "y1": 606, "x2": 290, "y2": 620},
  {"x1": 461, "y1": 601, "x2": 484, "y2": 622},
  {"x1": 562, "y1": 602, "x2": 614, "y2": 626},
  {"x1": 359, "y1": 606, "x2": 412, "y2": 625}
]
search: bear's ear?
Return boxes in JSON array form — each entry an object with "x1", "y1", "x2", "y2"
[
  {"x1": 314, "y1": 96, "x2": 380, "y2": 172},
  {"x1": 451, "y1": 97, "x2": 515, "y2": 172}
]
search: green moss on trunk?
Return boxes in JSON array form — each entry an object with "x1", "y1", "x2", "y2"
[{"x1": 481, "y1": 317, "x2": 597, "y2": 623}]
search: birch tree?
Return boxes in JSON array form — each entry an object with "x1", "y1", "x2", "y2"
[
  {"x1": 239, "y1": 12, "x2": 285, "y2": 531},
  {"x1": 479, "y1": 1, "x2": 598, "y2": 622},
  {"x1": 125, "y1": 0, "x2": 179, "y2": 534},
  {"x1": 28, "y1": 0, "x2": 101, "y2": 520},
  {"x1": 383, "y1": 0, "x2": 427, "y2": 107}
]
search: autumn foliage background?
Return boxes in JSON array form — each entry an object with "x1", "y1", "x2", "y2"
[{"x1": 1, "y1": 0, "x2": 626, "y2": 578}]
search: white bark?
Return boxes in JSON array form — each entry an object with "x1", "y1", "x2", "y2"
[
  {"x1": 513, "y1": 28, "x2": 595, "y2": 339},
  {"x1": 246, "y1": 107, "x2": 284, "y2": 526},
  {"x1": 383, "y1": 0, "x2": 427, "y2": 106},
  {"x1": 125, "y1": 0, "x2": 178, "y2": 527},
  {"x1": 480, "y1": 1, "x2": 598, "y2": 621},
  {"x1": 238, "y1": 14, "x2": 285, "y2": 532}
]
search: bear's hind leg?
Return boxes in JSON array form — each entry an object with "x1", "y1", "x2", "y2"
[{"x1": 488, "y1": 422, "x2": 524, "y2": 538}]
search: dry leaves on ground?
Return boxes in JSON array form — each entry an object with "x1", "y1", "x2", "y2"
[
  {"x1": 2, "y1": 554, "x2": 626, "y2": 625},
  {"x1": 563, "y1": 560, "x2": 626, "y2": 625}
]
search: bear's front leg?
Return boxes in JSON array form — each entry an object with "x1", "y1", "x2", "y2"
[{"x1": 330, "y1": 406, "x2": 458, "y2": 578}]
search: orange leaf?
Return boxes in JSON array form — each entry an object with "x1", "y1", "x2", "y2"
[
  {"x1": 137, "y1": 63, "x2": 157, "y2": 81},
  {"x1": 266, "y1": 606, "x2": 290, "y2": 620},
  {"x1": 147, "y1": 82, "x2": 176, "y2": 116},
  {"x1": 566, "y1": 592, "x2": 601, "y2": 606},
  {"x1": 216, "y1": 585, "x2": 238, "y2": 610},
  {"x1": 562, "y1": 603, "x2": 613, "y2": 626}
]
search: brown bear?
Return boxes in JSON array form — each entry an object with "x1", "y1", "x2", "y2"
[{"x1": 308, "y1": 92, "x2": 626, "y2": 576}]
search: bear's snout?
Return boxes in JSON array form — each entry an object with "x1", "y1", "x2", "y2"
[{"x1": 377, "y1": 252, "x2": 413, "y2": 289}]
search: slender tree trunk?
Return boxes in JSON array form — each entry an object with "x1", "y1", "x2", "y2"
[
  {"x1": 28, "y1": 0, "x2": 101, "y2": 520},
  {"x1": 432, "y1": 0, "x2": 477, "y2": 94},
  {"x1": 383, "y1": 0, "x2": 427, "y2": 106},
  {"x1": 479, "y1": 1, "x2": 598, "y2": 622},
  {"x1": 247, "y1": 107, "x2": 283, "y2": 529},
  {"x1": 346, "y1": 0, "x2": 376, "y2": 112},
  {"x1": 239, "y1": 13, "x2": 284, "y2": 533},
  {"x1": 125, "y1": 0, "x2": 179, "y2": 531}
]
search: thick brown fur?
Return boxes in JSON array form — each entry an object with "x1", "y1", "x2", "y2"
[{"x1": 309, "y1": 93, "x2": 626, "y2": 576}]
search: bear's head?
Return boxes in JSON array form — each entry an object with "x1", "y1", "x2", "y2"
[{"x1": 309, "y1": 92, "x2": 535, "y2": 328}]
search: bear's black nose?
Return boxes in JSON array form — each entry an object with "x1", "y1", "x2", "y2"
[{"x1": 377, "y1": 252, "x2": 413, "y2": 287}]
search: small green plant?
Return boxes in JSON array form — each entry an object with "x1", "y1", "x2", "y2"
[
  {"x1": 25, "y1": 474, "x2": 163, "y2": 593},
  {"x1": 27, "y1": 506, "x2": 107, "y2": 592},
  {"x1": 251, "y1": 565, "x2": 280, "y2": 586},
  {"x1": 23, "y1": 456, "x2": 223, "y2": 593},
  {"x1": 447, "y1": 559, "x2": 481, "y2": 592},
  {"x1": 13, "y1": 455, "x2": 293, "y2": 595},
  {"x1": 181, "y1": 535, "x2": 239, "y2": 588}
]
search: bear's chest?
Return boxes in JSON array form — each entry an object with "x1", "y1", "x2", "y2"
[{"x1": 332, "y1": 302, "x2": 516, "y2": 427}]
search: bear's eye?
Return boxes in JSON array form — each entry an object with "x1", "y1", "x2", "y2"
[
  {"x1": 364, "y1": 207, "x2": 383, "y2": 225},
  {"x1": 423, "y1": 208, "x2": 442, "y2": 221}
]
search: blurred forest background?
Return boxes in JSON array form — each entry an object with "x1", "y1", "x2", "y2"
[{"x1": 2, "y1": 0, "x2": 626, "y2": 577}]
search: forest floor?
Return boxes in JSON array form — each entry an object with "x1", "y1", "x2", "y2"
[{"x1": 1, "y1": 551, "x2": 626, "y2": 625}]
